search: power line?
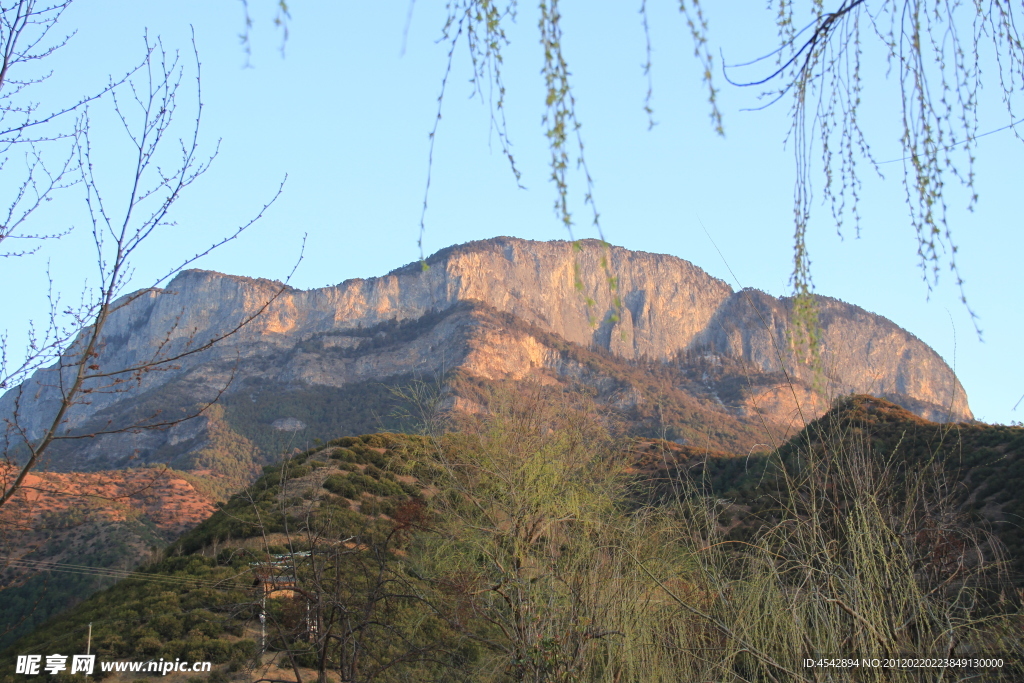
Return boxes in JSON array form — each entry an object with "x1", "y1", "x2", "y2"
[
  {"x1": 1, "y1": 556, "x2": 249, "y2": 591},
  {"x1": 878, "y1": 118, "x2": 1023, "y2": 165}
]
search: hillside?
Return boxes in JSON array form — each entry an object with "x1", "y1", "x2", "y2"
[
  {"x1": 1, "y1": 433, "x2": 463, "y2": 682},
  {"x1": 0, "y1": 466, "x2": 218, "y2": 649},
  {"x1": 638, "y1": 396, "x2": 1024, "y2": 579},
  {"x1": 5, "y1": 399, "x2": 1024, "y2": 682}
]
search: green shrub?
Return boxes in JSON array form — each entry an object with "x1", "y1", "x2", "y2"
[
  {"x1": 152, "y1": 614, "x2": 185, "y2": 640},
  {"x1": 346, "y1": 473, "x2": 374, "y2": 493},
  {"x1": 134, "y1": 635, "x2": 162, "y2": 656},
  {"x1": 360, "y1": 498, "x2": 382, "y2": 515},
  {"x1": 231, "y1": 639, "x2": 257, "y2": 660},
  {"x1": 329, "y1": 447, "x2": 358, "y2": 462},
  {"x1": 323, "y1": 474, "x2": 358, "y2": 499},
  {"x1": 205, "y1": 638, "x2": 233, "y2": 663},
  {"x1": 371, "y1": 478, "x2": 404, "y2": 497},
  {"x1": 285, "y1": 464, "x2": 311, "y2": 479}
]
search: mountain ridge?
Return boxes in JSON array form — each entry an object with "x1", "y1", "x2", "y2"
[{"x1": 0, "y1": 237, "x2": 971, "y2": 479}]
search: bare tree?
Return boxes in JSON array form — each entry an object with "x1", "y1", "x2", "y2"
[
  {"x1": 0, "y1": 13, "x2": 294, "y2": 647},
  {"x1": 0, "y1": 1, "x2": 112, "y2": 258},
  {"x1": 0, "y1": 11, "x2": 291, "y2": 511},
  {"x1": 0, "y1": 1, "x2": 148, "y2": 393},
  {"x1": 0, "y1": 4, "x2": 297, "y2": 650}
]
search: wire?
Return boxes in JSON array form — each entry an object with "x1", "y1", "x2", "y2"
[
  {"x1": 877, "y1": 118, "x2": 1023, "y2": 165},
  {"x1": 1, "y1": 556, "x2": 249, "y2": 591}
]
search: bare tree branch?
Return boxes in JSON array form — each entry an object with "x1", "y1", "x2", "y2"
[{"x1": 0, "y1": 29, "x2": 293, "y2": 511}]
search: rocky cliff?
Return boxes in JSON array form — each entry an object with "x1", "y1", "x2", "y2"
[{"x1": 0, "y1": 237, "x2": 971, "y2": 479}]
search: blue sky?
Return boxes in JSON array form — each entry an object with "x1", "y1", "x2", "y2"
[{"x1": 1, "y1": 2, "x2": 1021, "y2": 424}]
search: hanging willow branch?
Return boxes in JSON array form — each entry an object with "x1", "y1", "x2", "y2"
[{"x1": 726, "y1": 1, "x2": 1023, "y2": 341}]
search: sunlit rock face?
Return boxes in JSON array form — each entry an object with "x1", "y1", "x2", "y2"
[{"x1": 1, "y1": 237, "x2": 971, "y2": 475}]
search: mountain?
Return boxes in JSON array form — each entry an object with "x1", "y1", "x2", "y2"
[
  {"x1": 0, "y1": 238, "x2": 996, "y2": 676},
  {"x1": 0, "y1": 237, "x2": 971, "y2": 488}
]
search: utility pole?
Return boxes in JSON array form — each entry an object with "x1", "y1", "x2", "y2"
[{"x1": 260, "y1": 594, "x2": 266, "y2": 658}]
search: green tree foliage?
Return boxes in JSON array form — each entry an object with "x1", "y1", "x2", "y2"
[{"x1": 414, "y1": 386, "x2": 707, "y2": 681}]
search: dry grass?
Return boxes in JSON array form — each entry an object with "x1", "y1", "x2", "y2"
[{"x1": 417, "y1": 385, "x2": 1024, "y2": 681}]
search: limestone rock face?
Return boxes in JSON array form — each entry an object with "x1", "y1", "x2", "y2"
[
  {"x1": 0, "y1": 237, "x2": 971, "y2": 475},
  {"x1": 694, "y1": 288, "x2": 970, "y2": 421}
]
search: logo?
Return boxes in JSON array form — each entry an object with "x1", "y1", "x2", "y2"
[{"x1": 16, "y1": 655, "x2": 95, "y2": 675}]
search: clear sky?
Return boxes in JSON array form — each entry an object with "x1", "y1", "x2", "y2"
[{"x1": 1, "y1": 2, "x2": 1021, "y2": 424}]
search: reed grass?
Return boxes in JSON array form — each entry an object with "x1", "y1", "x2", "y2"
[{"x1": 416, "y1": 386, "x2": 1023, "y2": 681}]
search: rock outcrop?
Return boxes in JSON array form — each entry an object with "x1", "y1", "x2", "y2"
[{"x1": 0, "y1": 237, "x2": 971, "y2": 477}]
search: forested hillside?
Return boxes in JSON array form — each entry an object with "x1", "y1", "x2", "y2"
[{"x1": 5, "y1": 392, "x2": 1024, "y2": 682}]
